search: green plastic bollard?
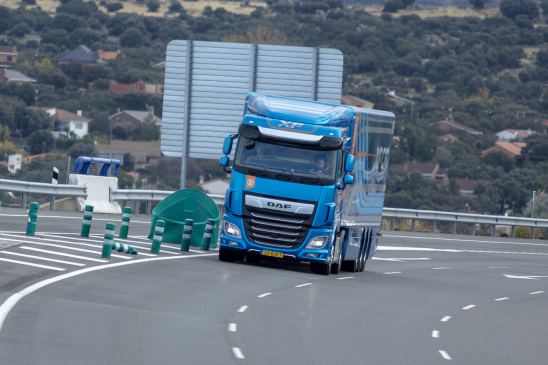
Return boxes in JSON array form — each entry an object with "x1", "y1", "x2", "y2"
[
  {"x1": 119, "y1": 207, "x2": 133, "y2": 239},
  {"x1": 101, "y1": 222, "x2": 116, "y2": 259},
  {"x1": 25, "y1": 202, "x2": 40, "y2": 236},
  {"x1": 113, "y1": 241, "x2": 138, "y2": 255},
  {"x1": 80, "y1": 205, "x2": 94, "y2": 237},
  {"x1": 151, "y1": 220, "x2": 165, "y2": 254},
  {"x1": 181, "y1": 219, "x2": 193, "y2": 252},
  {"x1": 201, "y1": 218, "x2": 215, "y2": 251}
]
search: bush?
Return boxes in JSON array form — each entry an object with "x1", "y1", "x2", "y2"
[
  {"x1": 106, "y1": 2, "x2": 124, "y2": 12},
  {"x1": 147, "y1": 0, "x2": 160, "y2": 12},
  {"x1": 27, "y1": 130, "x2": 54, "y2": 155}
]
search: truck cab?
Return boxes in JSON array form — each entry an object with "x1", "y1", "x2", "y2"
[{"x1": 219, "y1": 93, "x2": 395, "y2": 275}]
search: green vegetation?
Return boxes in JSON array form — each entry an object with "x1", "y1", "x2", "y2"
[{"x1": 0, "y1": 0, "x2": 546, "y2": 215}]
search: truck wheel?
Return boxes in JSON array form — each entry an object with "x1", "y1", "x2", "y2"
[
  {"x1": 219, "y1": 246, "x2": 244, "y2": 262},
  {"x1": 358, "y1": 256, "x2": 367, "y2": 272},
  {"x1": 341, "y1": 259, "x2": 358, "y2": 273},
  {"x1": 310, "y1": 261, "x2": 331, "y2": 275}
]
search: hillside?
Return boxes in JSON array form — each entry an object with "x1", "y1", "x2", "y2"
[{"x1": 0, "y1": 0, "x2": 546, "y2": 216}]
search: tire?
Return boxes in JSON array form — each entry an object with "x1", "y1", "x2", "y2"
[
  {"x1": 219, "y1": 246, "x2": 244, "y2": 262},
  {"x1": 341, "y1": 259, "x2": 358, "y2": 272},
  {"x1": 310, "y1": 261, "x2": 331, "y2": 275},
  {"x1": 358, "y1": 256, "x2": 366, "y2": 272},
  {"x1": 330, "y1": 232, "x2": 344, "y2": 274}
]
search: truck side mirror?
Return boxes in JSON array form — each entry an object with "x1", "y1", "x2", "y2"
[
  {"x1": 344, "y1": 154, "x2": 355, "y2": 173},
  {"x1": 343, "y1": 174, "x2": 354, "y2": 185},
  {"x1": 219, "y1": 155, "x2": 230, "y2": 168},
  {"x1": 222, "y1": 136, "x2": 233, "y2": 155}
]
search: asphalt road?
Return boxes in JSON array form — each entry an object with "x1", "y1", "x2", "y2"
[{"x1": 0, "y1": 208, "x2": 547, "y2": 364}]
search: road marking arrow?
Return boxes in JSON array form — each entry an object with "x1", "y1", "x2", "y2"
[{"x1": 504, "y1": 274, "x2": 548, "y2": 280}]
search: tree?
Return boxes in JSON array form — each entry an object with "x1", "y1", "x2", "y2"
[
  {"x1": 500, "y1": 0, "x2": 539, "y2": 20},
  {"x1": 27, "y1": 130, "x2": 54, "y2": 154},
  {"x1": 146, "y1": 0, "x2": 160, "y2": 12},
  {"x1": 469, "y1": 0, "x2": 487, "y2": 9},
  {"x1": 106, "y1": 2, "x2": 124, "y2": 12},
  {"x1": 67, "y1": 142, "x2": 96, "y2": 158},
  {"x1": 120, "y1": 27, "x2": 147, "y2": 47}
]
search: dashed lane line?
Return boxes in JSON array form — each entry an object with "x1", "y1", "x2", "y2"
[
  {"x1": 228, "y1": 323, "x2": 237, "y2": 332},
  {"x1": 20, "y1": 246, "x2": 107, "y2": 263},
  {"x1": 232, "y1": 347, "x2": 245, "y2": 360},
  {"x1": 257, "y1": 292, "x2": 272, "y2": 298},
  {"x1": 432, "y1": 267, "x2": 450, "y2": 270},
  {"x1": 384, "y1": 272, "x2": 402, "y2": 275},
  {"x1": 462, "y1": 304, "x2": 476, "y2": 310},
  {"x1": 441, "y1": 316, "x2": 451, "y2": 322},
  {"x1": 294, "y1": 283, "x2": 312, "y2": 288},
  {"x1": 432, "y1": 330, "x2": 440, "y2": 339},
  {"x1": 0, "y1": 253, "x2": 217, "y2": 332},
  {"x1": 337, "y1": 276, "x2": 355, "y2": 280},
  {"x1": 529, "y1": 291, "x2": 544, "y2": 295},
  {"x1": 237, "y1": 305, "x2": 248, "y2": 313},
  {"x1": 494, "y1": 297, "x2": 509, "y2": 301},
  {"x1": 0, "y1": 251, "x2": 85, "y2": 267},
  {"x1": 439, "y1": 350, "x2": 452, "y2": 360},
  {"x1": 0, "y1": 257, "x2": 65, "y2": 271}
]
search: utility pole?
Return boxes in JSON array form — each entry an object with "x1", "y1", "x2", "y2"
[{"x1": 531, "y1": 190, "x2": 537, "y2": 218}]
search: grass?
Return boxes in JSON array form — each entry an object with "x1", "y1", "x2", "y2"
[{"x1": 2, "y1": 0, "x2": 265, "y2": 16}]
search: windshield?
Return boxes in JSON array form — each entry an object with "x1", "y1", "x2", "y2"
[{"x1": 234, "y1": 137, "x2": 339, "y2": 185}]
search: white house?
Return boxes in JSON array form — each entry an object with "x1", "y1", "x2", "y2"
[
  {"x1": 496, "y1": 129, "x2": 534, "y2": 142},
  {"x1": 42, "y1": 108, "x2": 90, "y2": 139}
]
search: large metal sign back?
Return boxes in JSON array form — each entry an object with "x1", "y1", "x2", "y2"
[{"x1": 161, "y1": 40, "x2": 343, "y2": 162}]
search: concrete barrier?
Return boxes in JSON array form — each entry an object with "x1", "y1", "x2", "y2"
[{"x1": 69, "y1": 174, "x2": 121, "y2": 214}]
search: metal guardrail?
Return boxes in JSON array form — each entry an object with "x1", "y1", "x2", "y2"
[
  {"x1": 0, "y1": 179, "x2": 545, "y2": 237},
  {"x1": 0, "y1": 179, "x2": 87, "y2": 197},
  {"x1": 382, "y1": 208, "x2": 548, "y2": 228}
]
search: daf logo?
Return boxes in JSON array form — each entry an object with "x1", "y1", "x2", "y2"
[
  {"x1": 267, "y1": 201, "x2": 292, "y2": 209},
  {"x1": 279, "y1": 121, "x2": 304, "y2": 129}
]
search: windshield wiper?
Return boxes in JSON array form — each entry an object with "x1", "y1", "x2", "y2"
[{"x1": 292, "y1": 171, "x2": 320, "y2": 183}]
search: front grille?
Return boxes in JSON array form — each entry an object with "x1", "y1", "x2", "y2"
[{"x1": 243, "y1": 199, "x2": 314, "y2": 248}]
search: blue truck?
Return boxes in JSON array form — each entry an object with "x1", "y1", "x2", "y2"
[{"x1": 218, "y1": 93, "x2": 395, "y2": 275}]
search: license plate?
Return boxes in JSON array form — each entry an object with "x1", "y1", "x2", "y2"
[{"x1": 262, "y1": 250, "x2": 284, "y2": 259}]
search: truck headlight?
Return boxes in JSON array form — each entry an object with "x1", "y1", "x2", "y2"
[
  {"x1": 224, "y1": 221, "x2": 241, "y2": 239},
  {"x1": 306, "y1": 236, "x2": 328, "y2": 249}
]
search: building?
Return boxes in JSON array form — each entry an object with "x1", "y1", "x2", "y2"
[
  {"x1": 437, "y1": 117, "x2": 483, "y2": 135},
  {"x1": 109, "y1": 108, "x2": 162, "y2": 128},
  {"x1": 456, "y1": 179, "x2": 478, "y2": 196},
  {"x1": 98, "y1": 49, "x2": 119, "y2": 62},
  {"x1": 59, "y1": 45, "x2": 101, "y2": 65},
  {"x1": 36, "y1": 108, "x2": 90, "y2": 139},
  {"x1": 384, "y1": 90, "x2": 415, "y2": 106},
  {"x1": 0, "y1": 46, "x2": 17, "y2": 68},
  {"x1": 439, "y1": 134, "x2": 460, "y2": 143},
  {"x1": 0, "y1": 69, "x2": 36, "y2": 85},
  {"x1": 7, "y1": 154, "x2": 22, "y2": 175},
  {"x1": 481, "y1": 141, "x2": 526, "y2": 157},
  {"x1": 391, "y1": 161, "x2": 448, "y2": 182},
  {"x1": 109, "y1": 80, "x2": 162, "y2": 96},
  {"x1": 496, "y1": 129, "x2": 535, "y2": 141}
]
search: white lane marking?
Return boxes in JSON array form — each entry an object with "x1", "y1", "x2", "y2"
[
  {"x1": 432, "y1": 267, "x2": 450, "y2": 270},
  {"x1": 489, "y1": 266, "x2": 510, "y2": 269},
  {"x1": 384, "y1": 271, "x2": 402, "y2": 275},
  {"x1": 0, "y1": 253, "x2": 217, "y2": 332},
  {"x1": 0, "y1": 251, "x2": 85, "y2": 267},
  {"x1": 384, "y1": 234, "x2": 548, "y2": 247},
  {"x1": 232, "y1": 347, "x2": 245, "y2": 360},
  {"x1": 257, "y1": 292, "x2": 271, "y2": 298},
  {"x1": 530, "y1": 291, "x2": 544, "y2": 295},
  {"x1": 89, "y1": 234, "x2": 181, "y2": 254},
  {"x1": 40, "y1": 234, "x2": 161, "y2": 257},
  {"x1": 237, "y1": 305, "x2": 248, "y2": 313},
  {"x1": 337, "y1": 276, "x2": 355, "y2": 280},
  {"x1": 378, "y1": 246, "x2": 461, "y2": 253},
  {"x1": 441, "y1": 316, "x2": 451, "y2": 322},
  {"x1": 0, "y1": 214, "x2": 149, "y2": 224},
  {"x1": 504, "y1": 274, "x2": 548, "y2": 280},
  {"x1": 0, "y1": 237, "x2": 131, "y2": 260},
  {"x1": 21, "y1": 247, "x2": 107, "y2": 263},
  {"x1": 295, "y1": 283, "x2": 312, "y2": 288},
  {"x1": 432, "y1": 330, "x2": 440, "y2": 338},
  {"x1": 495, "y1": 297, "x2": 509, "y2": 301},
  {"x1": 462, "y1": 304, "x2": 476, "y2": 310},
  {"x1": 439, "y1": 350, "x2": 452, "y2": 360},
  {"x1": 228, "y1": 323, "x2": 237, "y2": 332},
  {"x1": 373, "y1": 257, "x2": 430, "y2": 262},
  {"x1": 0, "y1": 257, "x2": 65, "y2": 271}
]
